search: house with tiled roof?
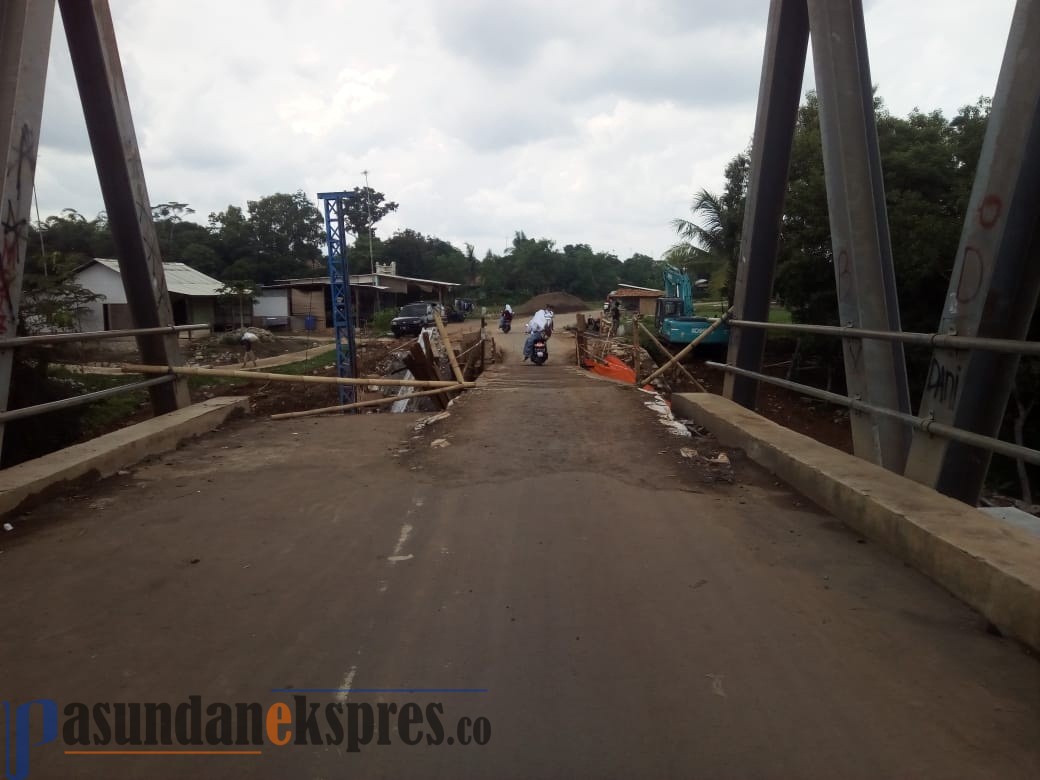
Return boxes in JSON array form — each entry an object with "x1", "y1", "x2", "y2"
[{"x1": 607, "y1": 284, "x2": 664, "y2": 316}]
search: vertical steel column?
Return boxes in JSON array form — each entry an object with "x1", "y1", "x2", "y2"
[
  {"x1": 723, "y1": 0, "x2": 809, "y2": 409},
  {"x1": 318, "y1": 191, "x2": 359, "y2": 408},
  {"x1": 905, "y1": 0, "x2": 1040, "y2": 504},
  {"x1": 807, "y1": 0, "x2": 911, "y2": 472},
  {"x1": 0, "y1": 0, "x2": 56, "y2": 454},
  {"x1": 59, "y1": 0, "x2": 189, "y2": 413}
]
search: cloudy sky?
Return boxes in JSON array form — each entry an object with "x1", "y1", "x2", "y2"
[{"x1": 34, "y1": 0, "x2": 1016, "y2": 261}]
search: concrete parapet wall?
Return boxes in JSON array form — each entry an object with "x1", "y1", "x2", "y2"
[{"x1": 0, "y1": 397, "x2": 248, "y2": 518}]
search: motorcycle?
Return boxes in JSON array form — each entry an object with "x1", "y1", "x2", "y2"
[
  {"x1": 530, "y1": 334, "x2": 549, "y2": 365},
  {"x1": 499, "y1": 311, "x2": 513, "y2": 333}
]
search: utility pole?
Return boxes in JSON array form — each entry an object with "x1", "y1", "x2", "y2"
[
  {"x1": 362, "y1": 169, "x2": 379, "y2": 316},
  {"x1": 362, "y1": 169, "x2": 375, "y2": 275}
]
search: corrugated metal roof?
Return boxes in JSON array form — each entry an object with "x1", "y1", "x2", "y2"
[
  {"x1": 269, "y1": 273, "x2": 460, "y2": 288},
  {"x1": 93, "y1": 258, "x2": 225, "y2": 296},
  {"x1": 610, "y1": 287, "x2": 663, "y2": 298},
  {"x1": 617, "y1": 283, "x2": 663, "y2": 293}
]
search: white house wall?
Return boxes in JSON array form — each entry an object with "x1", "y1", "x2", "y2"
[
  {"x1": 75, "y1": 264, "x2": 128, "y2": 305},
  {"x1": 255, "y1": 289, "x2": 289, "y2": 318}
]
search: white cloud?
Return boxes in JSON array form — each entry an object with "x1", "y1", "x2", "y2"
[{"x1": 32, "y1": 0, "x2": 1017, "y2": 262}]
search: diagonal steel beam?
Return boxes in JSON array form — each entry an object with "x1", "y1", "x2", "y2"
[
  {"x1": 0, "y1": 0, "x2": 56, "y2": 455},
  {"x1": 724, "y1": 0, "x2": 810, "y2": 410},
  {"x1": 905, "y1": 0, "x2": 1040, "y2": 504},
  {"x1": 806, "y1": 0, "x2": 911, "y2": 472},
  {"x1": 59, "y1": 0, "x2": 189, "y2": 413}
]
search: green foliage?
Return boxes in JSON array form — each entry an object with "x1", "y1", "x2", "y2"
[
  {"x1": 774, "y1": 91, "x2": 990, "y2": 332},
  {"x1": 341, "y1": 186, "x2": 399, "y2": 238},
  {"x1": 28, "y1": 185, "x2": 658, "y2": 308},
  {"x1": 666, "y1": 152, "x2": 749, "y2": 305},
  {"x1": 18, "y1": 248, "x2": 103, "y2": 334},
  {"x1": 268, "y1": 349, "x2": 338, "y2": 375},
  {"x1": 370, "y1": 309, "x2": 396, "y2": 334},
  {"x1": 217, "y1": 281, "x2": 259, "y2": 329}
]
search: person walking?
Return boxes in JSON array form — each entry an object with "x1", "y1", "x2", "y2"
[{"x1": 240, "y1": 329, "x2": 260, "y2": 368}]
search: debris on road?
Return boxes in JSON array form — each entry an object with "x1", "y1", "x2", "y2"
[
  {"x1": 643, "y1": 394, "x2": 692, "y2": 438},
  {"x1": 415, "y1": 412, "x2": 451, "y2": 431}
]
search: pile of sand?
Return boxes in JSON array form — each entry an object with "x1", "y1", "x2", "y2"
[{"x1": 514, "y1": 292, "x2": 588, "y2": 315}]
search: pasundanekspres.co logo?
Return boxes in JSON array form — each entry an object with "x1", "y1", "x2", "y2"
[{"x1": 3, "y1": 690, "x2": 491, "y2": 779}]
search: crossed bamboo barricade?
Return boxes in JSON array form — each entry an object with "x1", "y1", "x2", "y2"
[{"x1": 121, "y1": 311, "x2": 482, "y2": 421}]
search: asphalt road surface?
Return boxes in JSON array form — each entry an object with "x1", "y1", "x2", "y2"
[{"x1": 1, "y1": 318, "x2": 1038, "y2": 779}]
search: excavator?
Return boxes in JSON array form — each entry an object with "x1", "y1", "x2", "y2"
[{"x1": 654, "y1": 264, "x2": 730, "y2": 350}]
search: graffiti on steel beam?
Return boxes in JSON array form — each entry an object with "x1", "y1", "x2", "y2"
[
  {"x1": 0, "y1": 124, "x2": 36, "y2": 335},
  {"x1": 955, "y1": 246, "x2": 984, "y2": 304},
  {"x1": 925, "y1": 356, "x2": 961, "y2": 409},
  {"x1": 977, "y1": 193, "x2": 1003, "y2": 229}
]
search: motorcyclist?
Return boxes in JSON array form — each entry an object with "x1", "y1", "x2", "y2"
[
  {"x1": 523, "y1": 306, "x2": 551, "y2": 361},
  {"x1": 499, "y1": 304, "x2": 514, "y2": 331}
]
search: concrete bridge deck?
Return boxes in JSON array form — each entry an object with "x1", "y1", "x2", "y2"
[{"x1": 1, "y1": 320, "x2": 1038, "y2": 778}]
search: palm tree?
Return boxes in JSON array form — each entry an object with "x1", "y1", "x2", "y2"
[{"x1": 665, "y1": 187, "x2": 744, "y2": 305}]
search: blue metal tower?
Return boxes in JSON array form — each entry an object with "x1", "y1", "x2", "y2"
[{"x1": 318, "y1": 191, "x2": 359, "y2": 408}]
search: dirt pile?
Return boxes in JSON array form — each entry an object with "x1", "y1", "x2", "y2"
[{"x1": 514, "y1": 292, "x2": 588, "y2": 315}]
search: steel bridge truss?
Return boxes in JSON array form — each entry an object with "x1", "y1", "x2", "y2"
[
  {"x1": 725, "y1": 0, "x2": 1040, "y2": 506},
  {"x1": 0, "y1": 0, "x2": 190, "y2": 459}
]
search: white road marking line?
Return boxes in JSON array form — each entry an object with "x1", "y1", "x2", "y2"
[
  {"x1": 336, "y1": 666, "x2": 357, "y2": 703},
  {"x1": 393, "y1": 523, "x2": 413, "y2": 557},
  {"x1": 707, "y1": 673, "x2": 726, "y2": 697},
  {"x1": 388, "y1": 554, "x2": 414, "y2": 563}
]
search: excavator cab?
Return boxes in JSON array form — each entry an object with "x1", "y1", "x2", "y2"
[{"x1": 655, "y1": 297, "x2": 684, "y2": 329}]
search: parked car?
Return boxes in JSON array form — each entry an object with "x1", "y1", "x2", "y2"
[
  {"x1": 390, "y1": 302, "x2": 436, "y2": 336},
  {"x1": 444, "y1": 305, "x2": 467, "y2": 323}
]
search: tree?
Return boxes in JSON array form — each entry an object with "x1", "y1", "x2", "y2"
[
  {"x1": 341, "y1": 186, "x2": 398, "y2": 238},
  {"x1": 619, "y1": 253, "x2": 659, "y2": 289},
  {"x1": 207, "y1": 192, "x2": 324, "y2": 284},
  {"x1": 18, "y1": 273, "x2": 102, "y2": 334},
  {"x1": 247, "y1": 191, "x2": 324, "y2": 271},
  {"x1": 151, "y1": 201, "x2": 196, "y2": 257},
  {"x1": 217, "y1": 281, "x2": 259, "y2": 330},
  {"x1": 667, "y1": 152, "x2": 749, "y2": 303}
]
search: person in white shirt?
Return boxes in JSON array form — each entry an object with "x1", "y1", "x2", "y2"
[
  {"x1": 523, "y1": 307, "x2": 551, "y2": 361},
  {"x1": 240, "y1": 330, "x2": 260, "y2": 367}
]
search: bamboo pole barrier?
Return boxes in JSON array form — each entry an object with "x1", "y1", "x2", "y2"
[
  {"x1": 121, "y1": 363, "x2": 474, "y2": 389},
  {"x1": 433, "y1": 311, "x2": 467, "y2": 385},
  {"x1": 632, "y1": 315, "x2": 641, "y2": 382},
  {"x1": 269, "y1": 386, "x2": 466, "y2": 420},
  {"x1": 640, "y1": 308, "x2": 732, "y2": 387},
  {"x1": 637, "y1": 321, "x2": 708, "y2": 392}
]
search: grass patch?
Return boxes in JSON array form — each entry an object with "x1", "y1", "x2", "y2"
[
  {"x1": 267, "y1": 349, "x2": 337, "y2": 376},
  {"x1": 46, "y1": 348, "x2": 340, "y2": 435},
  {"x1": 46, "y1": 368, "x2": 150, "y2": 437}
]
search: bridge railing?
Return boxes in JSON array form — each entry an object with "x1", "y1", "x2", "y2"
[
  {"x1": 0, "y1": 324, "x2": 209, "y2": 425},
  {"x1": 708, "y1": 321, "x2": 1040, "y2": 467}
]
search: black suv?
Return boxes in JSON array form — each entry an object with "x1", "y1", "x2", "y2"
[{"x1": 390, "y1": 302, "x2": 436, "y2": 336}]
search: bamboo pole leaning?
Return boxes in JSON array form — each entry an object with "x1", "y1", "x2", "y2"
[
  {"x1": 640, "y1": 308, "x2": 733, "y2": 387},
  {"x1": 637, "y1": 321, "x2": 708, "y2": 392},
  {"x1": 120, "y1": 363, "x2": 475, "y2": 389},
  {"x1": 433, "y1": 311, "x2": 467, "y2": 385},
  {"x1": 269, "y1": 386, "x2": 467, "y2": 420}
]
